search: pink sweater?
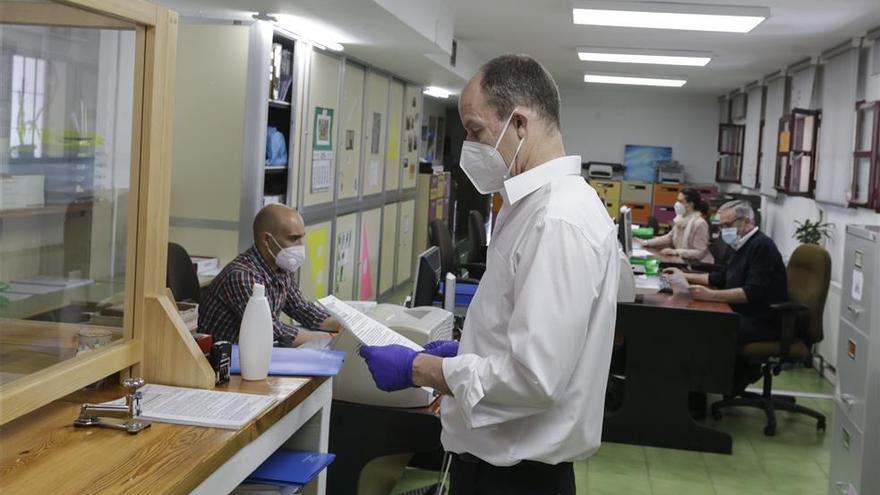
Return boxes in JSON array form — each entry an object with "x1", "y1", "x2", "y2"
[{"x1": 644, "y1": 212, "x2": 714, "y2": 263}]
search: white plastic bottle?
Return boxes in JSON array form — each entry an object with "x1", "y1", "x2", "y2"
[{"x1": 239, "y1": 283, "x2": 273, "y2": 380}]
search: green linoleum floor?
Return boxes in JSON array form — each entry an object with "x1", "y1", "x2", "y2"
[{"x1": 390, "y1": 367, "x2": 835, "y2": 495}]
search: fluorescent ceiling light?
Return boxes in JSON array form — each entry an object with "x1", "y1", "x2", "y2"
[
  {"x1": 577, "y1": 49, "x2": 711, "y2": 66},
  {"x1": 272, "y1": 14, "x2": 345, "y2": 51},
  {"x1": 572, "y1": 2, "x2": 768, "y2": 33},
  {"x1": 584, "y1": 74, "x2": 687, "y2": 87},
  {"x1": 423, "y1": 86, "x2": 451, "y2": 99}
]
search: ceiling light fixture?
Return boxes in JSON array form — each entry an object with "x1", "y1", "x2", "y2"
[
  {"x1": 577, "y1": 47, "x2": 711, "y2": 66},
  {"x1": 572, "y1": 2, "x2": 768, "y2": 33},
  {"x1": 269, "y1": 13, "x2": 345, "y2": 51},
  {"x1": 423, "y1": 86, "x2": 452, "y2": 99},
  {"x1": 584, "y1": 74, "x2": 687, "y2": 87}
]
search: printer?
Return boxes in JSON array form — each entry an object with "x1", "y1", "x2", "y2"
[
  {"x1": 332, "y1": 304, "x2": 454, "y2": 408},
  {"x1": 657, "y1": 160, "x2": 685, "y2": 184}
]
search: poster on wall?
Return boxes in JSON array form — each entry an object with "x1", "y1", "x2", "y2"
[
  {"x1": 623, "y1": 144, "x2": 672, "y2": 182},
  {"x1": 313, "y1": 107, "x2": 334, "y2": 150},
  {"x1": 358, "y1": 224, "x2": 373, "y2": 300},
  {"x1": 371, "y1": 112, "x2": 382, "y2": 154},
  {"x1": 311, "y1": 150, "x2": 332, "y2": 192},
  {"x1": 334, "y1": 221, "x2": 355, "y2": 299},
  {"x1": 305, "y1": 225, "x2": 330, "y2": 298}
]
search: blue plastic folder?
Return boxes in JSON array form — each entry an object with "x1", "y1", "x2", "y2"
[
  {"x1": 437, "y1": 280, "x2": 479, "y2": 307},
  {"x1": 246, "y1": 450, "x2": 336, "y2": 487},
  {"x1": 230, "y1": 346, "x2": 345, "y2": 376}
]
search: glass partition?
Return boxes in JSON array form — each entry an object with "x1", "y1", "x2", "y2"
[{"x1": 0, "y1": 19, "x2": 137, "y2": 387}]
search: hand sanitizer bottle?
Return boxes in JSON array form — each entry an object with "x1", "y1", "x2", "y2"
[{"x1": 239, "y1": 283, "x2": 272, "y2": 380}]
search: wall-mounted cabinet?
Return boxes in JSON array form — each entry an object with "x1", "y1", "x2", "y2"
[
  {"x1": 851, "y1": 101, "x2": 880, "y2": 210},
  {"x1": 775, "y1": 108, "x2": 821, "y2": 196},
  {"x1": 716, "y1": 123, "x2": 745, "y2": 183}
]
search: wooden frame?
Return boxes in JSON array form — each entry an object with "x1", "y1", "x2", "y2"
[
  {"x1": 0, "y1": 0, "x2": 212, "y2": 426},
  {"x1": 715, "y1": 123, "x2": 745, "y2": 183},
  {"x1": 850, "y1": 101, "x2": 880, "y2": 210},
  {"x1": 774, "y1": 108, "x2": 821, "y2": 197}
]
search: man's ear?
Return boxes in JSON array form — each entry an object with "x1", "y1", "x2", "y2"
[{"x1": 513, "y1": 111, "x2": 529, "y2": 139}]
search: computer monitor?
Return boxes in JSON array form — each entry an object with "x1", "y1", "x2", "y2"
[
  {"x1": 618, "y1": 206, "x2": 633, "y2": 257},
  {"x1": 411, "y1": 246, "x2": 442, "y2": 307}
]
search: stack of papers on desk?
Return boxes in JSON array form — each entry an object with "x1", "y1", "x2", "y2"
[
  {"x1": 100, "y1": 383, "x2": 282, "y2": 429},
  {"x1": 318, "y1": 295, "x2": 423, "y2": 351},
  {"x1": 230, "y1": 346, "x2": 345, "y2": 377},
  {"x1": 631, "y1": 248, "x2": 653, "y2": 259}
]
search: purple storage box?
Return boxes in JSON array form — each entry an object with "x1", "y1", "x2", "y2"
[{"x1": 653, "y1": 205, "x2": 676, "y2": 225}]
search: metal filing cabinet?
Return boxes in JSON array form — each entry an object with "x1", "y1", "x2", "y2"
[{"x1": 829, "y1": 225, "x2": 880, "y2": 495}]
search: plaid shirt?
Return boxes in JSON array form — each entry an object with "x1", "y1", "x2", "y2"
[{"x1": 199, "y1": 247, "x2": 329, "y2": 344}]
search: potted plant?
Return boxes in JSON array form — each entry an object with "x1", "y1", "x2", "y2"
[{"x1": 793, "y1": 211, "x2": 832, "y2": 245}]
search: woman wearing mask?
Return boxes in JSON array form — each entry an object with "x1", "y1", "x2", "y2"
[{"x1": 641, "y1": 189, "x2": 714, "y2": 263}]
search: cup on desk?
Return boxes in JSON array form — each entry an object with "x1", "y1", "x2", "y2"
[
  {"x1": 77, "y1": 327, "x2": 113, "y2": 390},
  {"x1": 77, "y1": 327, "x2": 113, "y2": 355}
]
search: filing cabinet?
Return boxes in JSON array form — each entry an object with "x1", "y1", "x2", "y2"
[
  {"x1": 623, "y1": 201, "x2": 651, "y2": 225},
  {"x1": 829, "y1": 225, "x2": 880, "y2": 495},
  {"x1": 621, "y1": 181, "x2": 653, "y2": 204},
  {"x1": 653, "y1": 184, "x2": 683, "y2": 207},
  {"x1": 652, "y1": 205, "x2": 676, "y2": 225}
]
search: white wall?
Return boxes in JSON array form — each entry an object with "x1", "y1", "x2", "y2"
[{"x1": 559, "y1": 85, "x2": 719, "y2": 184}]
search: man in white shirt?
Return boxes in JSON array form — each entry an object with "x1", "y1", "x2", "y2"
[{"x1": 359, "y1": 54, "x2": 619, "y2": 494}]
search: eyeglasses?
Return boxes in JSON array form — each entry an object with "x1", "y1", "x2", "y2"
[{"x1": 718, "y1": 217, "x2": 744, "y2": 229}]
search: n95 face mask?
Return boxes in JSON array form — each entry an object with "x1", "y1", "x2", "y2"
[
  {"x1": 269, "y1": 235, "x2": 307, "y2": 273},
  {"x1": 459, "y1": 112, "x2": 525, "y2": 195}
]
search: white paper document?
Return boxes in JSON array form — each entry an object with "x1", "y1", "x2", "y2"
[
  {"x1": 318, "y1": 295, "x2": 423, "y2": 351},
  {"x1": 631, "y1": 248, "x2": 652, "y2": 259},
  {"x1": 666, "y1": 271, "x2": 691, "y2": 296},
  {"x1": 342, "y1": 300, "x2": 378, "y2": 314},
  {"x1": 101, "y1": 383, "x2": 285, "y2": 429}
]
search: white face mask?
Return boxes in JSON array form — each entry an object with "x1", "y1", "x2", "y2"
[
  {"x1": 459, "y1": 111, "x2": 525, "y2": 194},
  {"x1": 674, "y1": 201, "x2": 687, "y2": 217},
  {"x1": 268, "y1": 234, "x2": 306, "y2": 273}
]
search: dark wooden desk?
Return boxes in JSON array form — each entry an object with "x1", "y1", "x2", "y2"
[{"x1": 604, "y1": 292, "x2": 739, "y2": 454}]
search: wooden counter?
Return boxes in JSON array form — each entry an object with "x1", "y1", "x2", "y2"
[{"x1": 0, "y1": 375, "x2": 332, "y2": 495}]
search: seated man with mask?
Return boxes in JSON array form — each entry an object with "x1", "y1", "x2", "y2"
[
  {"x1": 199, "y1": 204, "x2": 340, "y2": 346},
  {"x1": 665, "y1": 200, "x2": 787, "y2": 389}
]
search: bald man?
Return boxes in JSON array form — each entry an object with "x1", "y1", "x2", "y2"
[{"x1": 199, "y1": 204, "x2": 340, "y2": 346}]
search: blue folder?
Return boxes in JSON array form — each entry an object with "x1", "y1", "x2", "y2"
[
  {"x1": 230, "y1": 346, "x2": 345, "y2": 376},
  {"x1": 437, "y1": 280, "x2": 479, "y2": 307},
  {"x1": 246, "y1": 450, "x2": 336, "y2": 487}
]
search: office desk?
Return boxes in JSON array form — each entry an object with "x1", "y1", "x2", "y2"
[
  {"x1": 604, "y1": 293, "x2": 739, "y2": 454},
  {"x1": 328, "y1": 399, "x2": 442, "y2": 495},
  {"x1": 0, "y1": 376, "x2": 332, "y2": 495}
]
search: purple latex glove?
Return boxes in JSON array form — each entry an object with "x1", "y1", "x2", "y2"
[
  {"x1": 358, "y1": 344, "x2": 418, "y2": 392},
  {"x1": 422, "y1": 340, "x2": 459, "y2": 358}
]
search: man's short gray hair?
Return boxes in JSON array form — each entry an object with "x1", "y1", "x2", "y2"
[
  {"x1": 719, "y1": 200, "x2": 754, "y2": 222},
  {"x1": 479, "y1": 54, "x2": 561, "y2": 131}
]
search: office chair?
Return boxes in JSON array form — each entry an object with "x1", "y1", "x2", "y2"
[
  {"x1": 166, "y1": 242, "x2": 201, "y2": 303},
  {"x1": 711, "y1": 243, "x2": 831, "y2": 436},
  {"x1": 466, "y1": 210, "x2": 487, "y2": 275},
  {"x1": 429, "y1": 219, "x2": 483, "y2": 283}
]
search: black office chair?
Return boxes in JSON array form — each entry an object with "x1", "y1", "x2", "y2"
[
  {"x1": 429, "y1": 219, "x2": 482, "y2": 282},
  {"x1": 711, "y1": 244, "x2": 831, "y2": 436},
  {"x1": 466, "y1": 210, "x2": 487, "y2": 275},
  {"x1": 166, "y1": 242, "x2": 201, "y2": 303}
]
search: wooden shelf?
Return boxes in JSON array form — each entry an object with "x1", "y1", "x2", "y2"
[
  {"x1": 264, "y1": 167, "x2": 288, "y2": 173},
  {"x1": 0, "y1": 202, "x2": 93, "y2": 220}
]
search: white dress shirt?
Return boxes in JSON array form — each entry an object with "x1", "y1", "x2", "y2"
[{"x1": 440, "y1": 155, "x2": 620, "y2": 466}]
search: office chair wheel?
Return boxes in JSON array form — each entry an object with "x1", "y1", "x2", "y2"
[
  {"x1": 764, "y1": 424, "x2": 776, "y2": 436},
  {"x1": 817, "y1": 419, "x2": 826, "y2": 433}
]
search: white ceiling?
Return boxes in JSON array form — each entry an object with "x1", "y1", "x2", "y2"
[
  {"x1": 160, "y1": 0, "x2": 880, "y2": 96},
  {"x1": 448, "y1": 0, "x2": 880, "y2": 94}
]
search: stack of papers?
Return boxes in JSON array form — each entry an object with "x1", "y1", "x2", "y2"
[
  {"x1": 229, "y1": 346, "x2": 345, "y2": 377},
  {"x1": 100, "y1": 383, "x2": 283, "y2": 429}
]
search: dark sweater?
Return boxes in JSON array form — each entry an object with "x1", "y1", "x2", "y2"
[{"x1": 708, "y1": 230, "x2": 788, "y2": 343}]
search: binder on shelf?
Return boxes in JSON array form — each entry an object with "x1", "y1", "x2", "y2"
[
  {"x1": 246, "y1": 450, "x2": 336, "y2": 487},
  {"x1": 230, "y1": 345, "x2": 345, "y2": 377}
]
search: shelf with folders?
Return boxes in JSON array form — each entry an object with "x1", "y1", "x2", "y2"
[
  {"x1": 715, "y1": 123, "x2": 745, "y2": 183},
  {"x1": 263, "y1": 32, "x2": 296, "y2": 207},
  {"x1": 850, "y1": 101, "x2": 880, "y2": 210},
  {"x1": 775, "y1": 108, "x2": 821, "y2": 197}
]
